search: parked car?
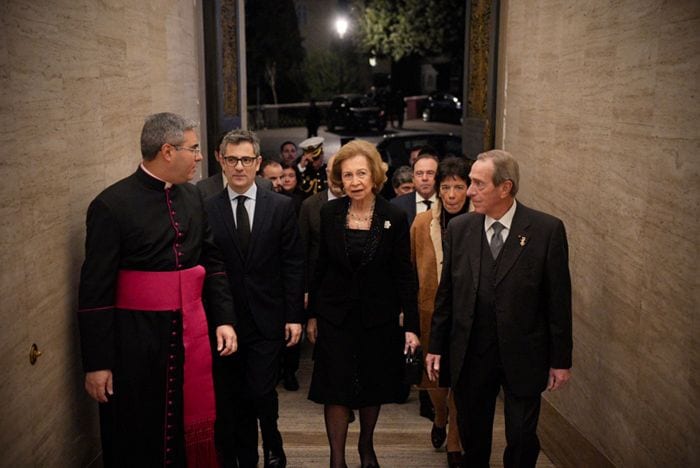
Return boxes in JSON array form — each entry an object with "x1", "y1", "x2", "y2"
[
  {"x1": 374, "y1": 132, "x2": 472, "y2": 199},
  {"x1": 327, "y1": 94, "x2": 387, "y2": 132},
  {"x1": 422, "y1": 92, "x2": 463, "y2": 124}
]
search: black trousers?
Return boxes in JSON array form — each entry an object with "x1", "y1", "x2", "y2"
[
  {"x1": 453, "y1": 345, "x2": 541, "y2": 468},
  {"x1": 213, "y1": 319, "x2": 285, "y2": 468}
]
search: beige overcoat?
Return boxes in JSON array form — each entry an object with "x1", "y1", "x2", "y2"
[{"x1": 410, "y1": 203, "x2": 444, "y2": 389}]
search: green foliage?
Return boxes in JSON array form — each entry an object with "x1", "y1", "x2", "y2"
[
  {"x1": 354, "y1": 0, "x2": 465, "y2": 61},
  {"x1": 302, "y1": 48, "x2": 366, "y2": 100}
]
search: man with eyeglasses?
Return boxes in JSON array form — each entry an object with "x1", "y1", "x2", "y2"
[
  {"x1": 77, "y1": 112, "x2": 237, "y2": 467},
  {"x1": 205, "y1": 129, "x2": 304, "y2": 468},
  {"x1": 391, "y1": 149, "x2": 440, "y2": 227},
  {"x1": 197, "y1": 131, "x2": 272, "y2": 200}
]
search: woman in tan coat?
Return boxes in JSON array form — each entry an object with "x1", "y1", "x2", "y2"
[{"x1": 411, "y1": 157, "x2": 471, "y2": 467}]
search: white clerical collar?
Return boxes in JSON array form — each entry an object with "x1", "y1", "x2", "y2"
[
  {"x1": 485, "y1": 199, "x2": 517, "y2": 232},
  {"x1": 227, "y1": 182, "x2": 257, "y2": 201},
  {"x1": 140, "y1": 163, "x2": 172, "y2": 189}
]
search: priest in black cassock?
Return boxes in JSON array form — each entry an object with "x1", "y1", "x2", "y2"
[{"x1": 77, "y1": 112, "x2": 238, "y2": 467}]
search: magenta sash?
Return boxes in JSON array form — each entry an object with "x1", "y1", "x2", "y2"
[{"x1": 116, "y1": 265, "x2": 219, "y2": 468}]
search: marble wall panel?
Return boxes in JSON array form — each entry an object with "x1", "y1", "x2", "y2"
[
  {"x1": 0, "y1": 0, "x2": 207, "y2": 464},
  {"x1": 499, "y1": 0, "x2": 699, "y2": 466}
]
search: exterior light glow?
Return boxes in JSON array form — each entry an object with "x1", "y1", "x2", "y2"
[{"x1": 335, "y1": 16, "x2": 349, "y2": 38}]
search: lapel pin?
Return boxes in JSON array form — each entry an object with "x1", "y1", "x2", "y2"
[
  {"x1": 384, "y1": 220, "x2": 391, "y2": 229},
  {"x1": 518, "y1": 235, "x2": 527, "y2": 247}
]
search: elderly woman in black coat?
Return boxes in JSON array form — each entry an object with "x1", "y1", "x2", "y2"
[{"x1": 306, "y1": 139, "x2": 420, "y2": 468}]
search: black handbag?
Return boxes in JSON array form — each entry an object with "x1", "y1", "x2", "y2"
[{"x1": 403, "y1": 346, "x2": 424, "y2": 385}]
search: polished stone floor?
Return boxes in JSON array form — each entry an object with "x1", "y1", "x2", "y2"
[{"x1": 273, "y1": 342, "x2": 556, "y2": 467}]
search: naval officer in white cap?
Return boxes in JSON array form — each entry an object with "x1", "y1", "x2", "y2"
[{"x1": 296, "y1": 136, "x2": 328, "y2": 197}]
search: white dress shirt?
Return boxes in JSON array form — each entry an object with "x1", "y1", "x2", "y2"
[
  {"x1": 415, "y1": 192, "x2": 438, "y2": 215},
  {"x1": 228, "y1": 183, "x2": 258, "y2": 229}
]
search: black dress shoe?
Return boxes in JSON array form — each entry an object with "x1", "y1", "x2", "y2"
[
  {"x1": 431, "y1": 423, "x2": 447, "y2": 448},
  {"x1": 447, "y1": 451, "x2": 464, "y2": 468},
  {"x1": 360, "y1": 458, "x2": 380, "y2": 468},
  {"x1": 283, "y1": 373, "x2": 299, "y2": 391},
  {"x1": 264, "y1": 449, "x2": 287, "y2": 468}
]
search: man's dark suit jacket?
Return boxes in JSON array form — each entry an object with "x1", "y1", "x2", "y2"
[
  {"x1": 390, "y1": 191, "x2": 417, "y2": 226},
  {"x1": 205, "y1": 187, "x2": 305, "y2": 339},
  {"x1": 298, "y1": 190, "x2": 329, "y2": 291},
  {"x1": 196, "y1": 173, "x2": 272, "y2": 200},
  {"x1": 429, "y1": 202, "x2": 572, "y2": 396},
  {"x1": 309, "y1": 196, "x2": 419, "y2": 334}
]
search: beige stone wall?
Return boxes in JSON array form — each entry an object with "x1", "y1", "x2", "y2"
[
  {"x1": 0, "y1": 0, "x2": 206, "y2": 464},
  {"x1": 497, "y1": 1, "x2": 699, "y2": 466}
]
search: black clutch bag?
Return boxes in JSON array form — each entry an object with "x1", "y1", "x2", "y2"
[{"x1": 403, "y1": 346, "x2": 424, "y2": 385}]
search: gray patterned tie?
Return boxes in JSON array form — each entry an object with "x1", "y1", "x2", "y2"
[{"x1": 490, "y1": 221, "x2": 504, "y2": 259}]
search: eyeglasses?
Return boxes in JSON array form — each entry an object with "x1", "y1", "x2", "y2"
[
  {"x1": 175, "y1": 145, "x2": 201, "y2": 155},
  {"x1": 222, "y1": 156, "x2": 258, "y2": 167}
]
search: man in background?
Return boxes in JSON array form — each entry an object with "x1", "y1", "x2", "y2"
[
  {"x1": 391, "y1": 149, "x2": 439, "y2": 226},
  {"x1": 279, "y1": 141, "x2": 298, "y2": 166},
  {"x1": 295, "y1": 136, "x2": 327, "y2": 198},
  {"x1": 260, "y1": 159, "x2": 284, "y2": 193},
  {"x1": 391, "y1": 165, "x2": 414, "y2": 197}
]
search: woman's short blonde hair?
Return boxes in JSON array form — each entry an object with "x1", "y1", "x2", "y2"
[{"x1": 330, "y1": 139, "x2": 388, "y2": 194}]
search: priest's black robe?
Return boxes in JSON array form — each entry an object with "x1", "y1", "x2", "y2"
[{"x1": 78, "y1": 166, "x2": 235, "y2": 467}]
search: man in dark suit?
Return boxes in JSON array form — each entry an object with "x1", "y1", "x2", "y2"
[
  {"x1": 196, "y1": 131, "x2": 271, "y2": 199},
  {"x1": 426, "y1": 149, "x2": 572, "y2": 468},
  {"x1": 205, "y1": 129, "x2": 305, "y2": 468},
  {"x1": 392, "y1": 149, "x2": 440, "y2": 418},
  {"x1": 391, "y1": 150, "x2": 439, "y2": 226}
]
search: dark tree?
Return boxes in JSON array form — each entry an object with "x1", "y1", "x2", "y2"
[
  {"x1": 246, "y1": 0, "x2": 306, "y2": 104},
  {"x1": 302, "y1": 45, "x2": 367, "y2": 100}
]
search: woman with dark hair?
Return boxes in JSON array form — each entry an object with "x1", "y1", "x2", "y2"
[
  {"x1": 307, "y1": 140, "x2": 420, "y2": 468},
  {"x1": 411, "y1": 156, "x2": 471, "y2": 467},
  {"x1": 279, "y1": 161, "x2": 304, "y2": 214}
]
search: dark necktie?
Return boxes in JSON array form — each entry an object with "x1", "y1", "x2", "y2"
[
  {"x1": 490, "y1": 221, "x2": 505, "y2": 259},
  {"x1": 236, "y1": 195, "x2": 250, "y2": 252},
  {"x1": 422, "y1": 199, "x2": 432, "y2": 210}
]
